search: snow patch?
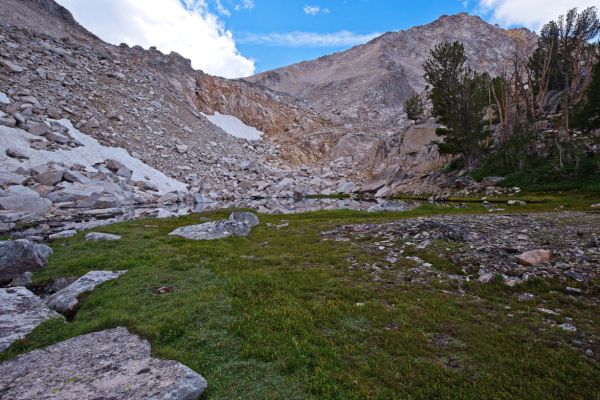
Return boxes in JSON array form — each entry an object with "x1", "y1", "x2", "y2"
[
  {"x1": 0, "y1": 119, "x2": 186, "y2": 194},
  {"x1": 0, "y1": 91, "x2": 10, "y2": 105},
  {"x1": 203, "y1": 112, "x2": 263, "y2": 141}
]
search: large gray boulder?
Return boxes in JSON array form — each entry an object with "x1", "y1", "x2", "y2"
[
  {"x1": 0, "y1": 287, "x2": 61, "y2": 352},
  {"x1": 46, "y1": 270, "x2": 128, "y2": 314},
  {"x1": 0, "y1": 240, "x2": 53, "y2": 284},
  {"x1": 0, "y1": 327, "x2": 208, "y2": 399},
  {"x1": 0, "y1": 185, "x2": 52, "y2": 218},
  {"x1": 169, "y1": 220, "x2": 251, "y2": 240}
]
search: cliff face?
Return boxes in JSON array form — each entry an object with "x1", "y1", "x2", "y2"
[
  {"x1": 194, "y1": 73, "x2": 342, "y2": 165},
  {"x1": 246, "y1": 13, "x2": 537, "y2": 132}
]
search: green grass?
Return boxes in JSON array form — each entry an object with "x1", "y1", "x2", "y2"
[{"x1": 2, "y1": 199, "x2": 600, "y2": 399}]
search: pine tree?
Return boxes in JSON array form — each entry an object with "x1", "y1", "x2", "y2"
[
  {"x1": 574, "y1": 57, "x2": 600, "y2": 132},
  {"x1": 423, "y1": 41, "x2": 490, "y2": 170},
  {"x1": 403, "y1": 94, "x2": 425, "y2": 121}
]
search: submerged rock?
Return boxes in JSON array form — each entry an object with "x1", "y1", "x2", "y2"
[
  {"x1": 0, "y1": 240, "x2": 53, "y2": 284},
  {"x1": 45, "y1": 270, "x2": 128, "y2": 314},
  {"x1": 0, "y1": 287, "x2": 61, "y2": 352},
  {"x1": 0, "y1": 327, "x2": 208, "y2": 399}
]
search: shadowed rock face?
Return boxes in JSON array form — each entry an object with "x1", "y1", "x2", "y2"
[
  {"x1": 0, "y1": 240, "x2": 53, "y2": 283},
  {"x1": 246, "y1": 13, "x2": 537, "y2": 131},
  {"x1": 0, "y1": 327, "x2": 208, "y2": 399}
]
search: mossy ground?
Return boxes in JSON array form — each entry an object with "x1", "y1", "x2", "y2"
[{"x1": 2, "y1": 195, "x2": 600, "y2": 399}]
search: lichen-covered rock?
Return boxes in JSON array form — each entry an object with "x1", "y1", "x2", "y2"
[
  {"x1": 229, "y1": 211, "x2": 259, "y2": 227},
  {"x1": 0, "y1": 287, "x2": 61, "y2": 352},
  {"x1": 0, "y1": 240, "x2": 53, "y2": 283},
  {"x1": 0, "y1": 327, "x2": 208, "y2": 399},
  {"x1": 46, "y1": 270, "x2": 128, "y2": 314}
]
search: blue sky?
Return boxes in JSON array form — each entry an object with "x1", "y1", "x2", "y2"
[{"x1": 58, "y1": 0, "x2": 597, "y2": 78}]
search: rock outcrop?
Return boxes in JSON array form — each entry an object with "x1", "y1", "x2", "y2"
[{"x1": 0, "y1": 327, "x2": 208, "y2": 399}]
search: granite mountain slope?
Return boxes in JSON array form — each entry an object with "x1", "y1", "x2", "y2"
[
  {"x1": 0, "y1": 0, "x2": 541, "y2": 205},
  {"x1": 0, "y1": 0, "x2": 354, "y2": 215}
]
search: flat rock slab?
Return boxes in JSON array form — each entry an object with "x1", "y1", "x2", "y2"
[
  {"x1": 85, "y1": 232, "x2": 122, "y2": 241},
  {"x1": 0, "y1": 327, "x2": 208, "y2": 399},
  {"x1": 0, "y1": 239, "x2": 53, "y2": 284},
  {"x1": 169, "y1": 220, "x2": 251, "y2": 240},
  {"x1": 46, "y1": 270, "x2": 128, "y2": 314},
  {"x1": 0, "y1": 287, "x2": 61, "y2": 352}
]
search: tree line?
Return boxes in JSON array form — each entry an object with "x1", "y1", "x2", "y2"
[{"x1": 404, "y1": 6, "x2": 600, "y2": 188}]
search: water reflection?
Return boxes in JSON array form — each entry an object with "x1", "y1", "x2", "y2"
[
  {"x1": 193, "y1": 197, "x2": 421, "y2": 214},
  {"x1": 11, "y1": 198, "x2": 422, "y2": 238}
]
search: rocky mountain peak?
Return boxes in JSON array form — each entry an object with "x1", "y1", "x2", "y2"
[{"x1": 246, "y1": 13, "x2": 537, "y2": 133}]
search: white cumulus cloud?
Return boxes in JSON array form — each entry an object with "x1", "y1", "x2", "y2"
[
  {"x1": 478, "y1": 0, "x2": 599, "y2": 31},
  {"x1": 238, "y1": 30, "x2": 380, "y2": 47},
  {"x1": 303, "y1": 5, "x2": 330, "y2": 16},
  {"x1": 56, "y1": 0, "x2": 255, "y2": 78}
]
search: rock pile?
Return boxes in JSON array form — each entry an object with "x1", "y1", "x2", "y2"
[{"x1": 322, "y1": 212, "x2": 600, "y2": 285}]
